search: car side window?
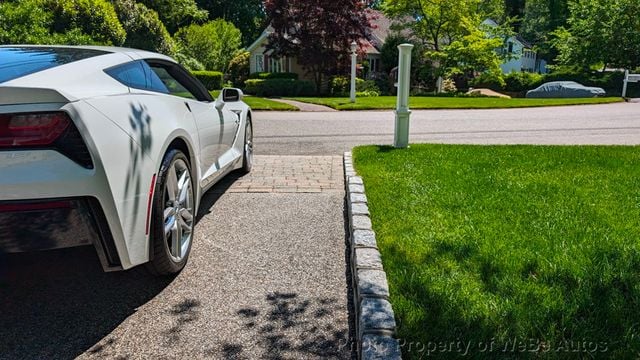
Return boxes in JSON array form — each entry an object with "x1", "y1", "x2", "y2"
[
  {"x1": 105, "y1": 61, "x2": 154, "y2": 91},
  {"x1": 105, "y1": 60, "x2": 170, "y2": 94},
  {"x1": 147, "y1": 64, "x2": 197, "y2": 100}
]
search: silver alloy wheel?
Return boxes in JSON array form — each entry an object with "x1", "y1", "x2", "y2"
[
  {"x1": 244, "y1": 120, "x2": 253, "y2": 167},
  {"x1": 163, "y1": 158, "x2": 194, "y2": 262}
]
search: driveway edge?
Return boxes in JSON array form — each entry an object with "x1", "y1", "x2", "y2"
[{"x1": 344, "y1": 152, "x2": 402, "y2": 360}]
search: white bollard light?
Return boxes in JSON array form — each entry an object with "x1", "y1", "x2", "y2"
[
  {"x1": 622, "y1": 69, "x2": 629, "y2": 99},
  {"x1": 394, "y1": 44, "x2": 414, "y2": 148},
  {"x1": 350, "y1": 41, "x2": 357, "y2": 103}
]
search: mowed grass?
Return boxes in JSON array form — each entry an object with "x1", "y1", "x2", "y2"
[
  {"x1": 290, "y1": 96, "x2": 622, "y2": 110},
  {"x1": 353, "y1": 145, "x2": 640, "y2": 359},
  {"x1": 209, "y1": 91, "x2": 298, "y2": 111}
]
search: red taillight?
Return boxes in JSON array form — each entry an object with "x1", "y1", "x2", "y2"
[{"x1": 0, "y1": 112, "x2": 70, "y2": 147}]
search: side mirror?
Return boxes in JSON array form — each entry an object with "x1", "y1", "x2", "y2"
[{"x1": 222, "y1": 88, "x2": 243, "y2": 103}]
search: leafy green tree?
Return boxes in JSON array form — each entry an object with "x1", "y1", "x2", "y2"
[
  {"x1": 196, "y1": 0, "x2": 265, "y2": 45},
  {"x1": 519, "y1": 0, "x2": 569, "y2": 61},
  {"x1": 138, "y1": 0, "x2": 208, "y2": 34},
  {"x1": 432, "y1": 22, "x2": 505, "y2": 77},
  {"x1": 384, "y1": 0, "x2": 508, "y2": 80},
  {"x1": 0, "y1": 0, "x2": 56, "y2": 44},
  {"x1": 174, "y1": 20, "x2": 242, "y2": 72},
  {"x1": 0, "y1": 0, "x2": 111, "y2": 45},
  {"x1": 384, "y1": 0, "x2": 503, "y2": 52},
  {"x1": 111, "y1": 0, "x2": 176, "y2": 55},
  {"x1": 553, "y1": 0, "x2": 640, "y2": 70},
  {"x1": 48, "y1": 0, "x2": 126, "y2": 45}
]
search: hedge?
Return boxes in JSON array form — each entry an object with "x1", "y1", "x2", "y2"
[
  {"x1": 244, "y1": 78, "x2": 315, "y2": 97},
  {"x1": 192, "y1": 71, "x2": 223, "y2": 90},
  {"x1": 248, "y1": 72, "x2": 299, "y2": 80},
  {"x1": 471, "y1": 70, "x2": 637, "y2": 97},
  {"x1": 330, "y1": 76, "x2": 380, "y2": 96}
]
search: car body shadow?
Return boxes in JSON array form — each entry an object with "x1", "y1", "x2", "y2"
[
  {"x1": 0, "y1": 171, "x2": 245, "y2": 358},
  {"x1": 0, "y1": 247, "x2": 173, "y2": 359}
]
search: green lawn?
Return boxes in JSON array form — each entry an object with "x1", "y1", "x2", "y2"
[
  {"x1": 353, "y1": 144, "x2": 640, "y2": 359},
  {"x1": 290, "y1": 96, "x2": 622, "y2": 110},
  {"x1": 209, "y1": 91, "x2": 298, "y2": 111}
]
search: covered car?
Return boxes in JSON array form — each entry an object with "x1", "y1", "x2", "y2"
[{"x1": 526, "y1": 81, "x2": 605, "y2": 98}]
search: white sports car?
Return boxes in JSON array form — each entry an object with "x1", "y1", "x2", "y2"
[{"x1": 0, "y1": 45, "x2": 254, "y2": 275}]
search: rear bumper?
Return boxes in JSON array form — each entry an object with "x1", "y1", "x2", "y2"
[{"x1": 0, "y1": 197, "x2": 122, "y2": 270}]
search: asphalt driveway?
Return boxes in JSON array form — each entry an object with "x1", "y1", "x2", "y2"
[{"x1": 0, "y1": 156, "x2": 354, "y2": 359}]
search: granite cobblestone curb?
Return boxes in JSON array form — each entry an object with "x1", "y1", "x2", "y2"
[{"x1": 344, "y1": 151, "x2": 402, "y2": 360}]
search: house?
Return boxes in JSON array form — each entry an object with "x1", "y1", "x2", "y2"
[
  {"x1": 483, "y1": 19, "x2": 548, "y2": 74},
  {"x1": 246, "y1": 10, "x2": 394, "y2": 80}
]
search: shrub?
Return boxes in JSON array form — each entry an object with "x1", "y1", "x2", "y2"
[
  {"x1": 175, "y1": 20, "x2": 242, "y2": 72},
  {"x1": 192, "y1": 71, "x2": 224, "y2": 90},
  {"x1": 469, "y1": 72, "x2": 505, "y2": 91},
  {"x1": 243, "y1": 79, "x2": 315, "y2": 97},
  {"x1": 47, "y1": 0, "x2": 126, "y2": 46},
  {"x1": 228, "y1": 51, "x2": 250, "y2": 87},
  {"x1": 442, "y1": 78, "x2": 458, "y2": 93},
  {"x1": 330, "y1": 76, "x2": 381, "y2": 96},
  {"x1": 504, "y1": 72, "x2": 545, "y2": 92},
  {"x1": 112, "y1": 0, "x2": 175, "y2": 55},
  {"x1": 175, "y1": 53, "x2": 204, "y2": 71},
  {"x1": 357, "y1": 90, "x2": 380, "y2": 97},
  {"x1": 248, "y1": 72, "x2": 299, "y2": 80}
]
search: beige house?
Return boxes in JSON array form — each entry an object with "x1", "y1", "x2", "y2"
[{"x1": 246, "y1": 10, "x2": 394, "y2": 80}]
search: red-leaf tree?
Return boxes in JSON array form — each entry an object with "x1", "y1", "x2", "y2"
[{"x1": 264, "y1": 0, "x2": 373, "y2": 93}]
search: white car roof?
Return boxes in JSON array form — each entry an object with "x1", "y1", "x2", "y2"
[
  {"x1": 0, "y1": 44, "x2": 175, "y2": 62},
  {"x1": 0, "y1": 45, "x2": 176, "y2": 101}
]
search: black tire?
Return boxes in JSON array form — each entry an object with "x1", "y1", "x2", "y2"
[
  {"x1": 147, "y1": 149, "x2": 195, "y2": 276},
  {"x1": 241, "y1": 116, "x2": 253, "y2": 174}
]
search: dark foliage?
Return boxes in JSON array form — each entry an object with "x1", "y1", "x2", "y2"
[{"x1": 264, "y1": 0, "x2": 373, "y2": 93}]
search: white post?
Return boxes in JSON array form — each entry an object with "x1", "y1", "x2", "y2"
[
  {"x1": 622, "y1": 69, "x2": 629, "y2": 98},
  {"x1": 394, "y1": 44, "x2": 414, "y2": 148},
  {"x1": 350, "y1": 41, "x2": 357, "y2": 103}
]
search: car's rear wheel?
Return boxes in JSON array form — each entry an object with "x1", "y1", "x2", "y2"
[
  {"x1": 241, "y1": 117, "x2": 253, "y2": 174},
  {"x1": 147, "y1": 149, "x2": 195, "y2": 275}
]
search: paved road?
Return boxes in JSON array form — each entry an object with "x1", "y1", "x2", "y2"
[
  {"x1": 0, "y1": 157, "x2": 354, "y2": 359},
  {"x1": 254, "y1": 102, "x2": 640, "y2": 155}
]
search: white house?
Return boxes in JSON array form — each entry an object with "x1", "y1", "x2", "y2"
[{"x1": 483, "y1": 19, "x2": 548, "y2": 74}]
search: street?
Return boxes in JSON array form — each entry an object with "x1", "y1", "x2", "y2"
[{"x1": 255, "y1": 102, "x2": 640, "y2": 155}]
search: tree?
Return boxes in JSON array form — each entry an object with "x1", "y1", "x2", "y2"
[
  {"x1": 196, "y1": 0, "x2": 265, "y2": 46},
  {"x1": 48, "y1": 0, "x2": 126, "y2": 46},
  {"x1": 552, "y1": 0, "x2": 640, "y2": 70},
  {"x1": 384, "y1": 0, "x2": 508, "y2": 81},
  {"x1": 0, "y1": 0, "x2": 118, "y2": 46},
  {"x1": 432, "y1": 22, "x2": 505, "y2": 77},
  {"x1": 111, "y1": 0, "x2": 176, "y2": 55},
  {"x1": 519, "y1": 0, "x2": 569, "y2": 61},
  {"x1": 384, "y1": 0, "x2": 503, "y2": 52},
  {"x1": 174, "y1": 20, "x2": 242, "y2": 72},
  {"x1": 264, "y1": 0, "x2": 372, "y2": 93},
  {"x1": 138, "y1": 0, "x2": 208, "y2": 34}
]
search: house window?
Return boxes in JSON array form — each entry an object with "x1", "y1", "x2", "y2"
[
  {"x1": 369, "y1": 58, "x2": 379, "y2": 73},
  {"x1": 268, "y1": 57, "x2": 287, "y2": 73},
  {"x1": 507, "y1": 42, "x2": 514, "y2": 54},
  {"x1": 255, "y1": 55, "x2": 264, "y2": 72}
]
